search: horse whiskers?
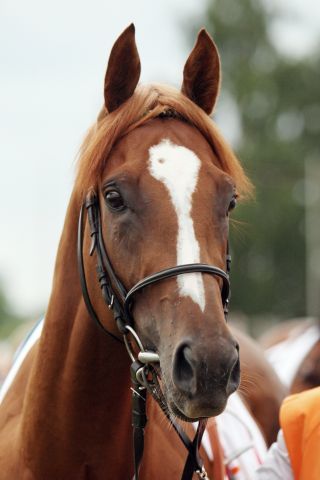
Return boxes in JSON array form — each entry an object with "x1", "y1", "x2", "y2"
[
  {"x1": 152, "y1": 394, "x2": 178, "y2": 433},
  {"x1": 237, "y1": 383, "x2": 251, "y2": 397},
  {"x1": 163, "y1": 412, "x2": 178, "y2": 433},
  {"x1": 239, "y1": 376, "x2": 258, "y2": 392},
  {"x1": 241, "y1": 362, "x2": 266, "y2": 383},
  {"x1": 240, "y1": 373, "x2": 258, "y2": 386},
  {"x1": 238, "y1": 371, "x2": 264, "y2": 398}
]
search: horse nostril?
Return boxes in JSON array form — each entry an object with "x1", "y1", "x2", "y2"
[{"x1": 172, "y1": 343, "x2": 196, "y2": 396}]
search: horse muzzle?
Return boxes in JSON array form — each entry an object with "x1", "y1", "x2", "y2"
[{"x1": 167, "y1": 337, "x2": 240, "y2": 420}]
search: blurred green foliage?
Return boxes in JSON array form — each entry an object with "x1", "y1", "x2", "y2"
[
  {"x1": 0, "y1": 283, "x2": 23, "y2": 338},
  {"x1": 194, "y1": 0, "x2": 320, "y2": 319}
]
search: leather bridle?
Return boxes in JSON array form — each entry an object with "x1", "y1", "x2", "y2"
[{"x1": 77, "y1": 189, "x2": 231, "y2": 480}]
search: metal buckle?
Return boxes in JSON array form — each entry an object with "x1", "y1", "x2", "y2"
[{"x1": 195, "y1": 467, "x2": 210, "y2": 479}]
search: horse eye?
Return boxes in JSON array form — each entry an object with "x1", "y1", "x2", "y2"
[
  {"x1": 228, "y1": 196, "x2": 237, "y2": 213},
  {"x1": 105, "y1": 190, "x2": 125, "y2": 211}
]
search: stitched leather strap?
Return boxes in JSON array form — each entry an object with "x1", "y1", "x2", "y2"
[{"x1": 124, "y1": 263, "x2": 229, "y2": 322}]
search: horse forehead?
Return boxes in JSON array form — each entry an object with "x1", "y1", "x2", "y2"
[
  {"x1": 105, "y1": 120, "x2": 218, "y2": 197},
  {"x1": 148, "y1": 139, "x2": 202, "y2": 184},
  {"x1": 110, "y1": 118, "x2": 212, "y2": 167},
  {"x1": 145, "y1": 137, "x2": 211, "y2": 214}
]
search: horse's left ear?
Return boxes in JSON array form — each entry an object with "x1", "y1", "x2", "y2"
[
  {"x1": 104, "y1": 24, "x2": 141, "y2": 113},
  {"x1": 181, "y1": 29, "x2": 220, "y2": 115}
]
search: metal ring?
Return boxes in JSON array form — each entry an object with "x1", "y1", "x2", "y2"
[
  {"x1": 123, "y1": 325, "x2": 145, "y2": 362},
  {"x1": 123, "y1": 335, "x2": 136, "y2": 362},
  {"x1": 196, "y1": 467, "x2": 210, "y2": 480},
  {"x1": 136, "y1": 366, "x2": 149, "y2": 387},
  {"x1": 125, "y1": 325, "x2": 145, "y2": 351}
]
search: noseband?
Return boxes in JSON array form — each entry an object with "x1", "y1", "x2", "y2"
[{"x1": 77, "y1": 189, "x2": 231, "y2": 480}]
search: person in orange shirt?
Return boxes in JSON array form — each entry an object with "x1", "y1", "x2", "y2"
[{"x1": 255, "y1": 386, "x2": 320, "y2": 479}]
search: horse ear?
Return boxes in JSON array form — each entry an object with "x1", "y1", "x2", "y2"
[
  {"x1": 104, "y1": 24, "x2": 141, "y2": 113},
  {"x1": 181, "y1": 29, "x2": 221, "y2": 115}
]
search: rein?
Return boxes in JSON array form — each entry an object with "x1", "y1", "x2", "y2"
[{"x1": 77, "y1": 190, "x2": 231, "y2": 480}]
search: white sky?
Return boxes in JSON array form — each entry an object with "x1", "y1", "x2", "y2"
[{"x1": 0, "y1": 0, "x2": 319, "y2": 317}]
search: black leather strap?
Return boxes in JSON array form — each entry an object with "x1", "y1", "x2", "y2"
[
  {"x1": 181, "y1": 420, "x2": 207, "y2": 480},
  {"x1": 77, "y1": 202, "x2": 123, "y2": 343},
  {"x1": 77, "y1": 191, "x2": 232, "y2": 480},
  {"x1": 131, "y1": 361, "x2": 147, "y2": 479},
  {"x1": 86, "y1": 191, "x2": 127, "y2": 304},
  {"x1": 124, "y1": 263, "x2": 229, "y2": 322}
]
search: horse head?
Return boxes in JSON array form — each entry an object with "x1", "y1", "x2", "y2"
[{"x1": 76, "y1": 24, "x2": 252, "y2": 422}]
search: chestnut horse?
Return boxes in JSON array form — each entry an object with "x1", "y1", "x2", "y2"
[{"x1": 0, "y1": 25, "x2": 284, "y2": 479}]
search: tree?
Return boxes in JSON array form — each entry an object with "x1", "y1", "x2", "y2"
[
  {"x1": 188, "y1": 0, "x2": 320, "y2": 321},
  {"x1": 0, "y1": 283, "x2": 23, "y2": 338}
]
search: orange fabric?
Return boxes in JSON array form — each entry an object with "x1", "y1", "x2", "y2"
[{"x1": 280, "y1": 386, "x2": 320, "y2": 480}]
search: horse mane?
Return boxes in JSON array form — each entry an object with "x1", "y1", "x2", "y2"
[{"x1": 75, "y1": 84, "x2": 253, "y2": 198}]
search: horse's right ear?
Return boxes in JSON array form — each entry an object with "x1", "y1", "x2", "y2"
[
  {"x1": 181, "y1": 29, "x2": 220, "y2": 115},
  {"x1": 104, "y1": 24, "x2": 141, "y2": 113}
]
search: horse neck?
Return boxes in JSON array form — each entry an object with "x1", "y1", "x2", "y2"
[{"x1": 21, "y1": 191, "x2": 132, "y2": 473}]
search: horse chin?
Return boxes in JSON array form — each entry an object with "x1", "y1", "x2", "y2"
[
  {"x1": 157, "y1": 366, "x2": 236, "y2": 422},
  {"x1": 166, "y1": 390, "x2": 229, "y2": 423},
  {"x1": 170, "y1": 401, "x2": 226, "y2": 423}
]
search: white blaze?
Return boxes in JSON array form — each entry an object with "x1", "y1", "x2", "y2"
[{"x1": 148, "y1": 139, "x2": 205, "y2": 311}]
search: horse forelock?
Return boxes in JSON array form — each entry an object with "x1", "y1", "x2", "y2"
[{"x1": 75, "y1": 84, "x2": 253, "y2": 200}]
